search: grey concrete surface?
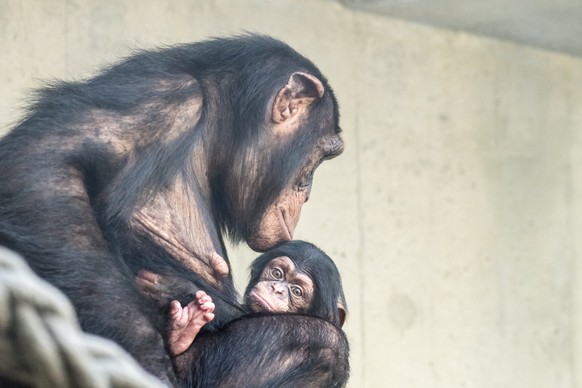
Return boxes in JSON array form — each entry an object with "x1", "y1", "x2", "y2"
[
  {"x1": 337, "y1": 0, "x2": 582, "y2": 57},
  {"x1": 1, "y1": 0, "x2": 581, "y2": 387}
]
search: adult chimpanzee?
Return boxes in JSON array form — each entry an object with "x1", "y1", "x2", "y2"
[
  {"x1": 138, "y1": 240, "x2": 347, "y2": 358},
  {"x1": 0, "y1": 35, "x2": 347, "y2": 386}
]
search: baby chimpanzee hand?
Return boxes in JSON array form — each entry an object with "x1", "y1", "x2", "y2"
[
  {"x1": 136, "y1": 271, "x2": 215, "y2": 355},
  {"x1": 167, "y1": 291, "x2": 215, "y2": 356}
]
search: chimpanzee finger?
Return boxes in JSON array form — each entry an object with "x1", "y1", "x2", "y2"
[
  {"x1": 201, "y1": 301, "x2": 215, "y2": 312},
  {"x1": 169, "y1": 300, "x2": 183, "y2": 318},
  {"x1": 137, "y1": 270, "x2": 160, "y2": 284},
  {"x1": 135, "y1": 279, "x2": 159, "y2": 298},
  {"x1": 197, "y1": 295, "x2": 213, "y2": 305},
  {"x1": 203, "y1": 312, "x2": 215, "y2": 322},
  {"x1": 210, "y1": 252, "x2": 229, "y2": 276}
]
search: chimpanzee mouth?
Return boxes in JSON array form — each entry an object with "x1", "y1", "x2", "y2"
[
  {"x1": 279, "y1": 207, "x2": 292, "y2": 240},
  {"x1": 251, "y1": 291, "x2": 273, "y2": 312}
]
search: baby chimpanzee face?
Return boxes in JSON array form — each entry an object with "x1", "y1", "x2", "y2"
[{"x1": 244, "y1": 256, "x2": 314, "y2": 313}]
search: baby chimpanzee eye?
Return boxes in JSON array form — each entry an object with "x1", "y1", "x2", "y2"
[
  {"x1": 271, "y1": 268, "x2": 283, "y2": 279},
  {"x1": 291, "y1": 286, "x2": 303, "y2": 297}
]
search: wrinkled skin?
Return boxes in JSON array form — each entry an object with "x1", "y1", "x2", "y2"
[
  {"x1": 167, "y1": 291, "x2": 215, "y2": 356},
  {"x1": 133, "y1": 71, "x2": 344, "y2": 287},
  {"x1": 245, "y1": 256, "x2": 314, "y2": 313}
]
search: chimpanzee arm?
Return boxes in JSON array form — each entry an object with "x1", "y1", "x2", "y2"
[
  {"x1": 0, "y1": 69, "x2": 220, "y2": 386},
  {"x1": 0, "y1": 156, "x2": 176, "y2": 384},
  {"x1": 186, "y1": 314, "x2": 350, "y2": 388}
]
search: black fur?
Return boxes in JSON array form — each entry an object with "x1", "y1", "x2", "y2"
[{"x1": 189, "y1": 314, "x2": 349, "y2": 388}]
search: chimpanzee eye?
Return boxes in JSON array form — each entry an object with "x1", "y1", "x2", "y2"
[
  {"x1": 297, "y1": 171, "x2": 314, "y2": 190},
  {"x1": 271, "y1": 268, "x2": 283, "y2": 279},
  {"x1": 298, "y1": 178, "x2": 311, "y2": 190},
  {"x1": 290, "y1": 286, "x2": 303, "y2": 297}
]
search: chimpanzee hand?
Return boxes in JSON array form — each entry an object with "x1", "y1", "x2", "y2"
[
  {"x1": 167, "y1": 291, "x2": 215, "y2": 356},
  {"x1": 135, "y1": 270, "x2": 176, "y2": 306}
]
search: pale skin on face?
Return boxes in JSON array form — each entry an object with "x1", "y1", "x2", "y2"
[{"x1": 245, "y1": 256, "x2": 314, "y2": 313}]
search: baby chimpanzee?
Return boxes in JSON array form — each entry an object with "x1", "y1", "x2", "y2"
[{"x1": 138, "y1": 240, "x2": 347, "y2": 357}]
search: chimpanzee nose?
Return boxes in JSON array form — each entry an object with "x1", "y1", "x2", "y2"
[
  {"x1": 304, "y1": 184, "x2": 312, "y2": 202},
  {"x1": 271, "y1": 282, "x2": 285, "y2": 295}
]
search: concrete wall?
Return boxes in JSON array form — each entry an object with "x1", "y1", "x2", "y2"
[{"x1": 1, "y1": 1, "x2": 581, "y2": 387}]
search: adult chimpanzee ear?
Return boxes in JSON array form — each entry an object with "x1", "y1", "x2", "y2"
[
  {"x1": 272, "y1": 72, "x2": 325, "y2": 124},
  {"x1": 338, "y1": 303, "x2": 347, "y2": 328}
]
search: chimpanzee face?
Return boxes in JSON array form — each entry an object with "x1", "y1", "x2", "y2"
[
  {"x1": 246, "y1": 155, "x2": 320, "y2": 252},
  {"x1": 245, "y1": 256, "x2": 314, "y2": 313},
  {"x1": 245, "y1": 72, "x2": 344, "y2": 252}
]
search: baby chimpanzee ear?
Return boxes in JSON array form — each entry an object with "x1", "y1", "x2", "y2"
[{"x1": 338, "y1": 303, "x2": 347, "y2": 328}]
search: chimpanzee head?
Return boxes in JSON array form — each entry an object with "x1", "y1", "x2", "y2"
[
  {"x1": 243, "y1": 240, "x2": 347, "y2": 327},
  {"x1": 208, "y1": 36, "x2": 344, "y2": 252}
]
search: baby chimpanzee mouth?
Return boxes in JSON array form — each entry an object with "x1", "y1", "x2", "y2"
[{"x1": 251, "y1": 291, "x2": 273, "y2": 312}]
